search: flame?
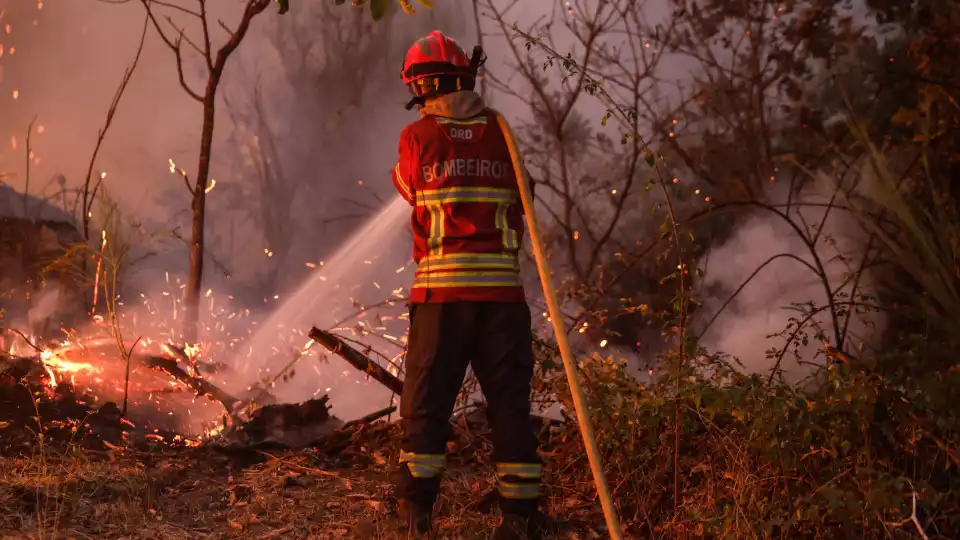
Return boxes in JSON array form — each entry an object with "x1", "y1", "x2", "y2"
[
  {"x1": 41, "y1": 353, "x2": 100, "y2": 375},
  {"x1": 91, "y1": 229, "x2": 108, "y2": 313},
  {"x1": 184, "y1": 343, "x2": 201, "y2": 360},
  {"x1": 205, "y1": 423, "x2": 227, "y2": 438},
  {"x1": 38, "y1": 345, "x2": 103, "y2": 388},
  {"x1": 41, "y1": 363, "x2": 57, "y2": 388}
]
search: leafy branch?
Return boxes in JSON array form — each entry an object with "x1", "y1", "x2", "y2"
[{"x1": 327, "y1": 0, "x2": 432, "y2": 21}]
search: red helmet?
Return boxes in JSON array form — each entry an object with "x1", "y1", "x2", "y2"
[{"x1": 401, "y1": 31, "x2": 473, "y2": 85}]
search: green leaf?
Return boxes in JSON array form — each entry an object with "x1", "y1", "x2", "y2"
[
  {"x1": 276, "y1": 0, "x2": 290, "y2": 14},
  {"x1": 371, "y1": 0, "x2": 390, "y2": 20},
  {"x1": 644, "y1": 152, "x2": 655, "y2": 166}
]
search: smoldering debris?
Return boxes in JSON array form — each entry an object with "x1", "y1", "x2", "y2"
[
  {"x1": 0, "y1": 325, "x2": 418, "y2": 455},
  {"x1": 1, "y1": 350, "x2": 155, "y2": 452},
  {"x1": 216, "y1": 395, "x2": 344, "y2": 451}
]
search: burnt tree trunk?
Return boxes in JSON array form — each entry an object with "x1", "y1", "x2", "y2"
[
  {"x1": 182, "y1": 0, "x2": 273, "y2": 344},
  {"x1": 185, "y1": 92, "x2": 216, "y2": 345}
]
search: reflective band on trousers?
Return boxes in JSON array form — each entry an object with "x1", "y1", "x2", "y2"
[
  {"x1": 399, "y1": 450, "x2": 446, "y2": 479},
  {"x1": 412, "y1": 271, "x2": 522, "y2": 289},
  {"x1": 417, "y1": 253, "x2": 519, "y2": 273},
  {"x1": 496, "y1": 462, "x2": 543, "y2": 478},
  {"x1": 498, "y1": 482, "x2": 541, "y2": 499},
  {"x1": 497, "y1": 462, "x2": 542, "y2": 500},
  {"x1": 416, "y1": 186, "x2": 517, "y2": 206}
]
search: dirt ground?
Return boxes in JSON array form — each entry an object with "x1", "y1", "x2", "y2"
[
  {"x1": 0, "y1": 358, "x2": 609, "y2": 539},
  {"x1": 0, "y1": 423, "x2": 607, "y2": 540}
]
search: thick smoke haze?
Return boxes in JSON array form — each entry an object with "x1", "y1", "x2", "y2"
[
  {"x1": 1, "y1": 1, "x2": 196, "y2": 221},
  {"x1": 0, "y1": 2, "x2": 456, "y2": 279},
  {"x1": 0, "y1": 1, "x2": 541, "y2": 291},
  {"x1": 0, "y1": 0, "x2": 882, "y2": 423},
  {"x1": 0, "y1": 0, "x2": 545, "y2": 421},
  {"x1": 695, "y1": 180, "x2": 885, "y2": 379}
]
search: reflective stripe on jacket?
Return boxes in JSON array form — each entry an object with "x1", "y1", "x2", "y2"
[{"x1": 392, "y1": 93, "x2": 528, "y2": 303}]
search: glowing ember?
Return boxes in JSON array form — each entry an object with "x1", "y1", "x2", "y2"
[
  {"x1": 184, "y1": 343, "x2": 201, "y2": 360},
  {"x1": 41, "y1": 350, "x2": 100, "y2": 375},
  {"x1": 38, "y1": 343, "x2": 103, "y2": 388}
]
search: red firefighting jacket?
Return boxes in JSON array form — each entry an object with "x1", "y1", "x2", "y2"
[{"x1": 391, "y1": 91, "x2": 528, "y2": 303}]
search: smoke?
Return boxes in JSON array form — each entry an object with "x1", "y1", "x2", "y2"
[
  {"x1": 0, "y1": 0, "x2": 888, "y2": 396},
  {"x1": 695, "y1": 180, "x2": 886, "y2": 380},
  {"x1": 0, "y1": 1, "x2": 466, "y2": 291},
  {"x1": 0, "y1": 1, "x2": 193, "y2": 221},
  {"x1": 0, "y1": 0, "x2": 536, "y2": 420},
  {"x1": 0, "y1": 0, "x2": 545, "y2": 294},
  {"x1": 27, "y1": 284, "x2": 59, "y2": 331},
  {"x1": 11, "y1": 0, "x2": 879, "y2": 420}
]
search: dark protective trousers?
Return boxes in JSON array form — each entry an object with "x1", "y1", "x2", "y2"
[{"x1": 394, "y1": 301, "x2": 542, "y2": 515}]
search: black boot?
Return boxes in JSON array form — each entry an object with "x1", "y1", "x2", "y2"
[
  {"x1": 399, "y1": 498, "x2": 434, "y2": 537},
  {"x1": 389, "y1": 465, "x2": 441, "y2": 537},
  {"x1": 351, "y1": 498, "x2": 434, "y2": 539},
  {"x1": 493, "y1": 498, "x2": 553, "y2": 540},
  {"x1": 492, "y1": 511, "x2": 553, "y2": 540}
]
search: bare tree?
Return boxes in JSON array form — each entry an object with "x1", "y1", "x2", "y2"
[
  {"x1": 72, "y1": 15, "x2": 150, "y2": 309},
  {"x1": 223, "y1": 84, "x2": 295, "y2": 292},
  {"x1": 137, "y1": 0, "x2": 273, "y2": 343},
  {"x1": 219, "y1": 1, "x2": 453, "y2": 293},
  {"x1": 482, "y1": 0, "x2": 686, "y2": 352}
]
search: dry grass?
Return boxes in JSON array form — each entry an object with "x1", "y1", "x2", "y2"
[
  {"x1": 0, "y1": 448, "x2": 471, "y2": 539},
  {"x1": 0, "y1": 418, "x2": 606, "y2": 540}
]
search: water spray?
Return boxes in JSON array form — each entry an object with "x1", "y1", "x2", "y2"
[{"x1": 496, "y1": 113, "x2": 624, "y2": 539}]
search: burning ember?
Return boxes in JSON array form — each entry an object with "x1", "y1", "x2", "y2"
[
  {"x1": 0, "y1": 203, "x2": 411, "y2": 453},
  {"x1": 40, "y1": 343, "x2": 103, "y2": 388},
  {"x1": 2, "y1": 331, "x2": 230, "y2": 438}
]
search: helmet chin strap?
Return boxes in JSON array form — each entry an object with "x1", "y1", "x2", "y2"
[
  {"x1": 405, "y1": 83, "x2": 441, "y2": 110},
  {"x1": 405, "y1": 95, "x2": 428, "y2": 111}
]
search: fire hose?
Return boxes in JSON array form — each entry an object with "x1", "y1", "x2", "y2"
[{"x1": 496, "y1": 113, "x2": 624, "y2": 539}]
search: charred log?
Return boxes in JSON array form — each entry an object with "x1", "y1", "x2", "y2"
[
  {"x1": 86, "y1": 402, "x2": 124, "y2": 447},
  {"x1": 216, "y1": 395, "x2": 344, "y2": 450},
  {"x1": 142, "y1": 354, "x2": 240, "y2": 414}
]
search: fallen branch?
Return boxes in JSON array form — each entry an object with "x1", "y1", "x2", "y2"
[
  {"x1": 222, "y1": 395, "x2": 340, "y2": 449},
  {"x1": 884, "y1": 488, "x2": 930, "y2": 540},
  {"x1": 142, "y1": 354, "x2": 239, "y2": 414},
  {"x1": 0, "y1": 327, "x2": 43, "y2": 354},
  {"x1": 308, "y1": 327, "x2": 404, "y2": 395},
  {"x1": 341, "y1": 406, "x2": 396, "y2": 429}
]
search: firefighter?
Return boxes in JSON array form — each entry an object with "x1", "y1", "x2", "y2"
[{"x1": 384, "y1": 31, "x2": 549, "y2": 539}]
